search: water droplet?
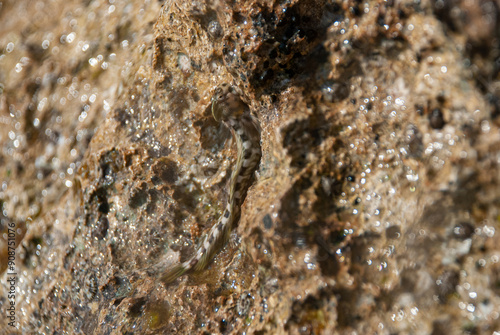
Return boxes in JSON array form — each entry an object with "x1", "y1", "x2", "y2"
[{"x1": 6, "y1": 42, "x2": 15, "y2": 53}]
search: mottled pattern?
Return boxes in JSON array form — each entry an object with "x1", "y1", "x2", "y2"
[{"x1": 161, "y1": 84, "x2": 261, "y2": 283}]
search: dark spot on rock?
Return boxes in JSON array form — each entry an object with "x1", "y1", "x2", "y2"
[
  {"x1": 278, "y1": 176, "x2": 313, "y2": 227},
  {"x1": 350, "y1": 233, "x2": 381, "y2": 265},
  {"x1": 313, "y1": 176, "x2": 340, "y2": 218},
  {"x1": 463, "y1": 324, "x2": 479, "y2": 334},
  {"x1": 23, "y1": 236, "x2": 43, "y2": 268},
  {"x1": 316, "y1": 234, "x2": 340, "y2": 276},
  {"x1": 259, "y1": 69, "x2": 274, "y2": 82},
  {"x1": 436, "y1": 94, "x2": 446, "y2": 104},
  {"x1": 91, "y1": 187, "x2": 110, "y2": 214},
  {"x1": 102, "y1": 284, "x2": 115, "y2": 301},
  {"x1": 92, "y1": 216, "x2": 109, "y2": 240},
  {"x1": 489, "y1": 94, "x2": 500, "y2": 120},
  {"x1": 491, "y1": 265, "x2": 500, "y2": 294},
  {"x1": 415, "y1": 104, "x2": 425, "y2": 116},
  {"x1": 128, "y1": 297, "x2": 147, "y2": 317},
  {"x1": 452, "y1": 222, "x2": 475, "y2": 240},
  {"x1": 321, "y1": 81, "x2": 350, "y2": 103},
  {"x1": 431, "y1": 318, "x2": 452, "y2": 335},
  {"x1": 263, "y1": 214, "x2": 272, "y2": 229},
  {"x1": 167, "y1": 87, "x2": 191, "y2": 119},
  {"x1": 248, "y1": 2, "x2": 340, "y2": 93},
  {"x1": 15, "y1": 160, "x2": 24, "y2": 175},
  {"x1": 80, "y1": 312, "x2": 98, "y2": 333},
  {"x1": 329, "y1": 229, "x2": 348, "y2": 245},
  {"x1": 437, "y1": 270, "x2": 459, "y2": 303},
  {"x1": 104, "y1": 313, "x2": 113, "y2": 323},
  {"x1": 102, "y1": 275, "x2": 127, "y2": 302},
  {"x1": 147, "y1": 141, "x2": 171, "y2": 158},
  {"x1": 282, "y1": 117, "x2": 326, "y2": 169},
  {"x1": 350, "y1": 4, "x2": 362, "y2": 16},
  {"x1": 420, "y1": 200, "x2": 449, "y2": 228},
  {"x1": 172, "y1": 186, "x2": 199, "y2": 211},
  {"x1": 129, "y1": 183, "x2": 148, "y2": 209},
  {"x1": 293, "y1": 231, "x2": 307, "y2": 248},
  {"x1": 406, "y1": 124, "x2": 423, "y2": 158},
  {"x1": 151, "y1": 175, "x2": 162, "y2": 186},
  {"x1": 113, "y1": 297, "x2": 125, "y2": 306},
  {"x1": 152, "y1": 159, "x2": 178, "y2": 185},
  {"x1": 219, "y1": 318, "x2": 228, "y2": 333},
  {"x1": 286, "y1": 294, "x2": 326, "y2": 331},
  {"x1": 377, "y1": 13, "x2": 385, "y2": 26},
  {"x1": 278, "y1": 42, "x2": 291, "y2": 55},
  {"x1": 146, "y1": 189, "x2": 161, "y2": 215},
  {"x1": 429, "y1": 108, "x2": 445, "y2": 129},
  {"x1": 385, "y1": 225, "x2": 401, "y2": 239},
  {"x1": 99, "y1": 149, "x2": 124, "y2": 187}
]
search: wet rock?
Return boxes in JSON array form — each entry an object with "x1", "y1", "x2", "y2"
[{"x1": 1, "y1": 0, "x2": 500, "y2": 333}]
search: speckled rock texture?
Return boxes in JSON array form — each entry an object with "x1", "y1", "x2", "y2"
[{"x1": 1, "y1": 0, "x2": 500, "y2": 334}]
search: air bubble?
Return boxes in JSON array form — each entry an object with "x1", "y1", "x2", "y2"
[
  {"x1": 6, "y1": 42, "x2": 14, "y2": 53},
  {"x1": 67, "y1": 32, "x2": 76, "y2": 43}
]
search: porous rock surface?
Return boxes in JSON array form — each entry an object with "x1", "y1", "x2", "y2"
[{"x1": 0, "y1": 0, "x2": 499, "y2": 334}]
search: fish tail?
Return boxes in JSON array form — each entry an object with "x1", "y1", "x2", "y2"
[{"x1": 160, "y1": 263, "x2": 188, "y2": 284}]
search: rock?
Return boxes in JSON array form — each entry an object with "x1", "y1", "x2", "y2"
[{"x1": 1, "y1": 0, "x2": 499, "y2": 333}]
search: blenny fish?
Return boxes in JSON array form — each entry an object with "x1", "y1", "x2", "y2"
[{"x1": 161, "y1": 84, "x2": 261, "y2": 283}]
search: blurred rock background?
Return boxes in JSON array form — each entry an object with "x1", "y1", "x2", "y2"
[{"x1": 0, "y1": 0, "x2": 499, "y2": 333}]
